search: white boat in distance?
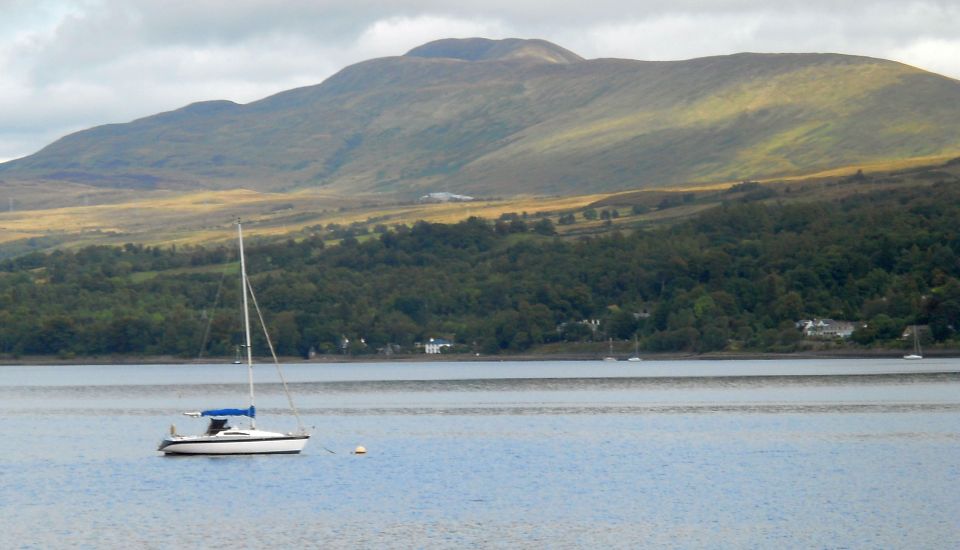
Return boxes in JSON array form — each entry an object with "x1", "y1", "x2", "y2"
[
  {"x1": 602, "y1": 338, "x2": 617, "y2": 361},
  {"x1": 903, "y1": 325, "x2": 923, "y2": 360},
  {"x1": 627, "y1": 336, "x2": 642, "y2": 361},
  {"x1": 158, "y1": 221, "x2": 309, "y2": 455}
]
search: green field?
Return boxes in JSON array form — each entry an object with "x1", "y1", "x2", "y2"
[{"x1": 2, "y1": 155, "x2": 957, "y2": 257}]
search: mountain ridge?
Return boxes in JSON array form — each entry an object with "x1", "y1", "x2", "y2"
[
  {"x1": 406, "y1": 37, "x2": 584, "y2": 64},
  {"x1": 2, "y1": 38, "x2": 959, "y2": 202}
]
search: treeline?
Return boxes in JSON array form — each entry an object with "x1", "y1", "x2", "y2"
[{"x1": 1, "y1": 181, "x2": 959, "y2": 357}]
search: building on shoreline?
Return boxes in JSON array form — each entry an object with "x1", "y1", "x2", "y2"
[
  {"x1": 423, "y1": 338, "x2": 454, "y2": 354},
  {"x1": 797, "y1": 319, "x2": 857, "y2": 339}
]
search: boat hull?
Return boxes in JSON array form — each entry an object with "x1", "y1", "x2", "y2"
[{"x1": 159, "y1": 432, "x2": 309, "y2": 455}]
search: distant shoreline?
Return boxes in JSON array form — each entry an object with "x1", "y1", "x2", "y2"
[{"x1": 1, "y1": 348, "x2": 958, "y2": 366}]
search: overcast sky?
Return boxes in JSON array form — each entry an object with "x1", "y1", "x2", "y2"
[{"x1": 2, "y1": 0, "x2": 959, "y2": 162}]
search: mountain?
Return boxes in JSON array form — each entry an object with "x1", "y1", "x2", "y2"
[{"x1": 3, "y1": 37, "x2": 960, "y2": 199}]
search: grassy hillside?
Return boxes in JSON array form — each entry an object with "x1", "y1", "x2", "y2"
[
  {"x1": 2, "y1": 172, "x2": 959, "y2": 359},
  {"x1": 2, "y1": 38, "x2": 959, "y2": 205},
  {"x1": 1, "y1": 154, "x2": 957, "y2": 257}
]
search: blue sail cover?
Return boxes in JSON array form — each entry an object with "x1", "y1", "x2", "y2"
[{"x1": 201, "y1": 406, "x2": 256, "y2": 418}]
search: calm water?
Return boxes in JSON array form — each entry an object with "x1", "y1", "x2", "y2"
[{"x1": 2, "y1": 359, "x2": 959, "y2": 548}]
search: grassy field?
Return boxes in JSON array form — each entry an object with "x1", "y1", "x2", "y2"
[
  {"x1": 0, "y1": 155, "x2": 957, "y2": 257},
  {"x1": 0, "y1": 187, "x2": 609, "y2": 252}
]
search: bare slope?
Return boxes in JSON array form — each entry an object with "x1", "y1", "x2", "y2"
[{"x1": 2, "y1": 38, "x2": 960, "y2": 201}]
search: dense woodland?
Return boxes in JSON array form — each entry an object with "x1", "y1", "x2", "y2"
[{"x1": 1, "y1": 181, "x2": 959, "y2": 358}]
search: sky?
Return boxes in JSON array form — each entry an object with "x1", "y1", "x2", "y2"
[{"x1": 1, "y1": 0, "x2": 959, "y2": 162}]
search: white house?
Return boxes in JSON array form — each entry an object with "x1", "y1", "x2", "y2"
[
  {"x1": 798, "y1": 319, "x2": 856, "y2": 339},
  {"x1": 424, "y1": 338, "x2": 454, "y2": 354},
  {"x1": 418, "y1": 192, "x2": 474, "y2": 203}
]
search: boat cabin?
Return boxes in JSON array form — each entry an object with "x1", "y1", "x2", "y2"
[{"x1": 205, "y1": 418, "x2": 231, "y2": 435}]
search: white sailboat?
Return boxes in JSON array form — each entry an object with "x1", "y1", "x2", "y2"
[
  {"x1": 903, "y1": 325, "x2": 923, "y2": 360},
  {"x1": 603, "y1": 337, "x2": 617, "y2": 361},
  {"x1": 627, "y1": 336, "x2": 642, "y2": 362},
  {"x1": 158, "y1": 221, "x2": 310, "y2": 455}
]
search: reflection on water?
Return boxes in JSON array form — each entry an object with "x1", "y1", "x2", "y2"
[
  {"x1": 2, "y1": 360, "x2": 960, "y2": 548},
  {"x1": 6, "y1": 370, "x2": 960, "y2": 393}
]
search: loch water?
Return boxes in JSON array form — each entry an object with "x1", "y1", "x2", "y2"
[{"x1": 2, "y1": 359, "x2": 959, "y2": 549}]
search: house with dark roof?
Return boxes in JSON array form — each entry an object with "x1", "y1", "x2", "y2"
[
  {"x1": 797, "y1": 319, "x2": 857, "y2": 339},
  {"x1": 424, "y1": 338, "x2": 454, "y2": 354}
]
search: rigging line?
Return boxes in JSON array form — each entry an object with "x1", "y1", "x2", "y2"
[
  {"x1": 245, "y1": 276, "x2": 307, "y2": 434},
  {"x1": 196, "y1": 262, "x2": 230, "y2": 360}
]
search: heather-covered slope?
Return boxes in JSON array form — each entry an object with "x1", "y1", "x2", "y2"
[{"x1": 3, "y1": 38, "x2": 960, "y2": 199}]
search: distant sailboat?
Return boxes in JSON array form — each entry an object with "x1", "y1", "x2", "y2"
[
  {"x1": 233, "y1": 345, "x2": 243, "y2": 364},
  {"x1": 627, "y1": 336, "x2": 642, "y2": 362},
  {"x1": 603, "y1": 337, "x2": 617, "y2": 361},
  {"x1": 158, "y1": 220, "x2": 310, "y2": 455},
  {"x1": 903, "y1": 325, "x2": 923, "y2": 360}
]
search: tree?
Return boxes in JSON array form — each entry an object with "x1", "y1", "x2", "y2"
[
  {"x1": 271, "y1": 311, "x2": 301, "y2": 356},
  {"x1": 532, "y1": 218, "x2": 556, "y2": 236},
  {"x1": 30, "y1": 316, "x2": 78, "y2": 354},
  {"x1": 608, "y1": 309, "x2": 639, "y2": 339}
]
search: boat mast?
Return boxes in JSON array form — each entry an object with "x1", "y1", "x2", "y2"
[{"x1": 237, "y1": 220, "x2": 256, "y2": 429}]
